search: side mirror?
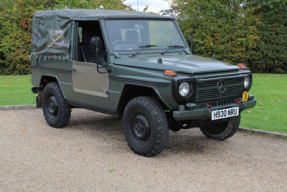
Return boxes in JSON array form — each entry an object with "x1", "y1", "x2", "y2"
[
  {"x1": 188, "y1": 34, "x2": 194, "y2": 53},
  {"x1": 90, "y1": 37, "x2": 102, "y2": 57}
]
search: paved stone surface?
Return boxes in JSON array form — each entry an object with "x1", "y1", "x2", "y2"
[{"x1": 0, "y1": 109, "x2": 286, "y2": 191}]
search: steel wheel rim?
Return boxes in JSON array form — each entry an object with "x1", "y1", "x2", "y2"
[
  {"x1": 47, "y1": 95, "x2": 58, "y2": 116},
  {"x1": 131, "y1": 114, "x2": 151, "y2": 142}
]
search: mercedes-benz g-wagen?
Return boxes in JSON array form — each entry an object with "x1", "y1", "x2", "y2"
[{"x1": 31, "y1": 9, "x2": 256, "y2": 157}]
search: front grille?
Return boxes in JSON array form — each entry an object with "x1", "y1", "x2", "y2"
[
  {"x1": 208, "y1": 98, "x2": 236, "y2": 107},
  {"x1": 196, "y1": 78, "x2": 243, "y2": 101}
]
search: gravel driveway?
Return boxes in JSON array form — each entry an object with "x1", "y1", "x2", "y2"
[{"x1": 0, "y1": 109, "x2": 286, "y2": 191}]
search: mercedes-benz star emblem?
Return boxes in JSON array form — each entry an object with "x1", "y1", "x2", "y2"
[{"x1": 217, "y1": 80, "x2": 226, "y2": 93}]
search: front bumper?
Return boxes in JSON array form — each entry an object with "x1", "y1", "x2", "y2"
[{"x1": 173, "y1": 97, "x2": 257, "y2": 121}]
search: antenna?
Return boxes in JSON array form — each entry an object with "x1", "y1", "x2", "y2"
[{"x1": 137, "y1": 0, "x2": 138, "y2": 11}]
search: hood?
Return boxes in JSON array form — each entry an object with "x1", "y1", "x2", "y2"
[{"x1": 114, "y1": 54, "x2": 240, "y2": 74}]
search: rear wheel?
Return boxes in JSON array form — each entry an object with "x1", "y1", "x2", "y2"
[
  {"x1": 122, "y1": 96, "x2": 169, "y2": 157},
  {"x1": 200, "y1": 115, "x2": 241, "y2": 140},
  {"x1": 42, "y1": 82, "x2": 71, "y2": 128},
  {"x1": 36, "y1": 90, "x2": 43, "y2": 108}
]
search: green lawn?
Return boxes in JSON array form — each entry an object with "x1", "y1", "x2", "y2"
[
  {"x1": 0, "y1": 74, "x2": 286, "y2": 133},
  {"x1": 241, "y1": 74, "x2": 287, "y2": 134},
  {"x1": 0, "y1": 75, "x2": 36, "y2": 106}
]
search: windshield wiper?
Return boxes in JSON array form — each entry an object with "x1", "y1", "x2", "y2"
[
  {"x1": 130, "y1": 45, "x2": 157, "y2": 57},
  {"x1": 161, "y1": 45, "x2": 185, "y2": 55}
]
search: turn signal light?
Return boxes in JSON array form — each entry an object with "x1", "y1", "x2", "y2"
[
  {"x1": 164, "y1": 70, "x2": 177, "y2": 77},
  {"x1": 237, "y1": 63, "x2": 247, "y2": 69}
]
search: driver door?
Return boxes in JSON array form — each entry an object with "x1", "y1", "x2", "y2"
[
  {"x1": 72, "y1": 21, "x2": 109, "y2": 99},
  {"x1": 72, "y1": 61, "x2": 109, "y2": 98}
]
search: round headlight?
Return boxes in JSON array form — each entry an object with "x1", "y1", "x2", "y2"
[
  {"x1": 244, "y1": 76, "x2": 250, "y2": 89},
  {"x1": 179, "y1": 82, "x2": 190, "y2": 97}
]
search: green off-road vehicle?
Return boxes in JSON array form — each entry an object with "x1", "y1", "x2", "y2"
[{"x1": 31, "y1": 9, "x2": 256, "y2": 156}]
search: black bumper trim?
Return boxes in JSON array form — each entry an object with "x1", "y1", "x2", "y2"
[{"x1": 31, "y1": 87, "x2": 38, "y2": 93}]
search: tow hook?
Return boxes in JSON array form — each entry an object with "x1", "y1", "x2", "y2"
[{"x1": 235, "y1": 100, "x2": 243, "y2": 104}]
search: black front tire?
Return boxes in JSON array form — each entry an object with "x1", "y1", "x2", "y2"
[
  {"x1": 200, "y1": 115, "x2": 241, "y2": 140},
  {"x1": 122, "y1": 96, "x2": 169, "y2": 157},
  {"x1": 42, "y1": 82, "x2": 71, "y2": 128}
]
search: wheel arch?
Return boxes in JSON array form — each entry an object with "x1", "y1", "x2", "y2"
[
  {"x1": 117, "y1": 83, "x2": 171, "y2": 116},
  {"x1": 39, "y1": 75, "x2": 67, "y2": 99}
]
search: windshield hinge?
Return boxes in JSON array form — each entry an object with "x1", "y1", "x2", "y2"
[
  {"x1": 184, "y1": 48, "x2": 192, "y2": 55},
  {"x1": 112, "y1": 52, "x2": 121, "y2": 58}
]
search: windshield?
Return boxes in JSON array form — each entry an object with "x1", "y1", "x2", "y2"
[{"x1": 105, "y1": 20, "x2": 185, "y2": 51}]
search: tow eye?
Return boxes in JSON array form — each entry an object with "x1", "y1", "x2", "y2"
[{"x1": 235, "y1": 99, "x2": 243, "y2": 104}]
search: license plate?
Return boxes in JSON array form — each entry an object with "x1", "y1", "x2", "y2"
[{"x1": 211, "y1": 107, "x2": 239, "y2": 120}]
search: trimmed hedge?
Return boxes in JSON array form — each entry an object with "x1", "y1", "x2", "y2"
[{"x1": 163, "y1": 0, "x2": 287, "y2": 73}]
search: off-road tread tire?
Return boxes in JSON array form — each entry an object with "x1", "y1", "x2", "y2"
[
  {"x1": 122, "y1": 96, "x2": 169, "y2": 157},
  {"x1": 36, "y1": 90, "x2": 43, "y2": 108},
  {"x1": 43, "y1": 82, "x2": 71, "y2": 128},
  {"x1": 200, "y1": 115, "x2": 241, "y2": 141}
]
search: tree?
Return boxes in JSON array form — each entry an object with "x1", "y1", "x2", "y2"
[
  {"x1": 162, "y1": 0, "x2": 260, "y2": 68},
  {"x1": 246, "y1": 0, "x2": 287, "y2": 73},
  {"x1": 163, "y1": 0, "x2": 287, "y2": 73}
]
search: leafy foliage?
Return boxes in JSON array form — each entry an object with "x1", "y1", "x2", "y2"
[
  {"x1": 1, "y1": 0, "x2": 286, "y2": 74},
  {"x1": 0, "y1": 0, "x2": 132, "y2": 75},
  {"x1": 247, "y1": 0, "x2": 287, "y2": 73},
  {"x1": 163, "y1": 0, "x2": 287, "y2": 73}
]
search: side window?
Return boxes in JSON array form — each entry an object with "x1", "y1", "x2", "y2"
[{"x1": 77, "y1": 21, "x2": 106, "y2": 62}]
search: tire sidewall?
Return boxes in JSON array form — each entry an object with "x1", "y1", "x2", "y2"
[
  {"x1": 201, "y1": 115, "x2": 240, "y2": 140},
  {"x1": 43, "y1": 85, "x2": 62, "y2": 125},
  {"x1": 123, "y1": 103, "x2": 158, "y2": 154}
]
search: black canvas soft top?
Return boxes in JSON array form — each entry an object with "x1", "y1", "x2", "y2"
[{"x1": 33, "y1": 9, "x2": 173, "y2": 21}]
